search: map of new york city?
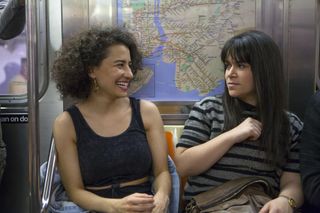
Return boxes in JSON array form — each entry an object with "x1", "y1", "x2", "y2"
[{"x1": 118, "y1": 0, "x2": 255, "y2": 101}]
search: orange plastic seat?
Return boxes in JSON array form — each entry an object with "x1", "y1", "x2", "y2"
[{"x1": 165, "y1": 131, "x2": 175, "y2": 158}]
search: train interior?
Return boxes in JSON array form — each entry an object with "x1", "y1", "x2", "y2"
[{"x1": 0, "y1": 0, "x2": 319, "y2": 212}]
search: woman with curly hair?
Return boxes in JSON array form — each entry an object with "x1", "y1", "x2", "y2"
[{"x1": 51, "y1": 27, "x2": 171, "y2": 213}]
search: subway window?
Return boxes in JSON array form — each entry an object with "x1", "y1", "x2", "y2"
[{"x1": 0, "y1": 33, "x2": 27, "y2": 96}]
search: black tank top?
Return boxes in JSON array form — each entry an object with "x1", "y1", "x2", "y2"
[{"x1": 66, "y1": 97, "x2": 153, "y2": 187}]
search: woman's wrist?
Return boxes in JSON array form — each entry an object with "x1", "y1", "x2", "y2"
[
  {"x1": 154, "y1": 192, "x2": 169, "y2": 212},
  {"x1": 278, "y1": 194, "x2": 297, "y2": 210}
]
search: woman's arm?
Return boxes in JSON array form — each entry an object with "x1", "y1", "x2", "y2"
[
  {"x1": 259, "y1": 171, "x2": 303, "y2": 213},
  {"x1": 175, "y1": 117, "x2": 262, "y2": 177},
  {"x1": 140, "y1": 100, "x2": 171, "y2": 212},
  {"x1": 279, "y1": 172, "x2": 304, "y2": 208},
  {"x1": 53, "y1": 112, "x2": 155, "y2": 213}
]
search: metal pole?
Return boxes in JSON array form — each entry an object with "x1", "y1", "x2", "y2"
[
  {"x1": 26, "y1": 0, "x2": 40, "y2": 212},
  {"x1": 40, "y1": 138, "x2": 56, "y2": 213},
  {"x1": 316, "y1": 0, "x2": 320, "y2": 89}
]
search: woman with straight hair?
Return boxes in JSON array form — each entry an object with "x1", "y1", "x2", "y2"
[{"x1": 175, "y1": 30, "x2": 303, "y2": 212}]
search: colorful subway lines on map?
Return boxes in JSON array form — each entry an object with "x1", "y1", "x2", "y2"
[{"x1": 119, "y1": 0, "x2": 255, "y2": 101}]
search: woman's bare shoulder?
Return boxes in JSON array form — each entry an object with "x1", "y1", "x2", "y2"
[
  {"x1": 140, "y1": 99, "x2": 158, "y2": 114},
  {"x1": 53, "y1": 111, "x2": 76, "y2": 144},
  {"x1": 54, "y1": 111, "x2": 73, "y2": 127},
  {"x1": 139, "y1": 99, "x2": 162, "y2": 129}
]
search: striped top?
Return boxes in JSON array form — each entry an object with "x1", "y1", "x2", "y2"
[{"x1": 176, "y1": 96, "x2": 303, "y2": 201}]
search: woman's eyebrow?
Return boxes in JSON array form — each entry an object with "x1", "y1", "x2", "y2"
[{"x1": 113, "y1": 59, "x2": 126, "y2": 63}]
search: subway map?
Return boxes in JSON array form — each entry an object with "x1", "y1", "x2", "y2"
[{"x1": 118, "y1": 0, "x2": 256, "y2": 101}]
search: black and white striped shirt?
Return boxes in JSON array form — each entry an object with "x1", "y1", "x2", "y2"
[{"x1": 177, "y1": 96, "x2": 303, "y2": 201}]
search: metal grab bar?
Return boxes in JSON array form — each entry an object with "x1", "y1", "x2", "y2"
[
  {"x1": 26, "y1": 0, "x2": 41, "y2": 211},
  {"x1": 40, "y1": 137, "x2": 56, "y2": 213}
]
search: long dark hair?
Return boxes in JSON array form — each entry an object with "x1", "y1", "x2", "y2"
[{"x1": 221, "y1": 30, "x2": 289, "y2": 166}]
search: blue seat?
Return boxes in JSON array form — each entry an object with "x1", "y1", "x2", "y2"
[{"x1": 167, "y1": 155, "x2": 180, "y2": 213}]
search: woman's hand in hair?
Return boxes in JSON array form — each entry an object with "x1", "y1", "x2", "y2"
[{"x1": 230, "y1": 117, "x2": 262, "y2": 143}]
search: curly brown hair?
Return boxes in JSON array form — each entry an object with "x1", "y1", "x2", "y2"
[{"x1": 51, "y1": 27, "x2": 143, "y2": 100}]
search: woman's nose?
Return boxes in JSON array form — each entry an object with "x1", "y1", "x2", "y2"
[
  {"x1": 226, "y1": 66, "x2": 236, "y2": 77},
  {"x1": 124, "y1": 65, "x2": 133, "y2": 79}
]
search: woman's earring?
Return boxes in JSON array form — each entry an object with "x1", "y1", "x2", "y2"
[{"x1": 93, "y1": 78, "x2": 99, "y2": 92}]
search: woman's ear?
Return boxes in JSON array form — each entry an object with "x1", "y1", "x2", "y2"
[{"x1": 88, "y1": 68, "x2": 96, "y2": 78}]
